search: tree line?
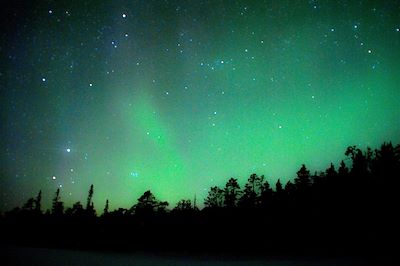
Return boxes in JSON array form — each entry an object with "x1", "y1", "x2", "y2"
[{"x1": 1, "y1": 142, "x2": 399, "y2": 256}]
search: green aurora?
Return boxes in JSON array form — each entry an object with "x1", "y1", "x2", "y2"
[{"x1": 1, "y1": 0, "x2": 400, "y2": 211}]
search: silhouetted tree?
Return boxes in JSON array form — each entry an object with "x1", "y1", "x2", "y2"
[
  {"x1": 174, "y1": 199, "x2": 192, "y2": 211},
  {"x1": 193, "y1": 194, "x2": 199, "y2": 211},
  {"x1": 294, "y1": 164, "x2": 311, "y2": 191},
  {"x1": 260, "y1": 180, "x2": 273, "y2": 207},
  {"x1": 338, "y1": 160, "x2": 349, "y2": 177},
  {"x1": 51, "y1": 188, "x2": 64, "y2": 216},
  {"x1": 132, "y1": 190, "x2": 168, "y2": 215},
  {"x1": 372, "y1": 142, "x2": 400, "y2": 181},
  {"x1": 157, "y1": 201, "x2": 169, "y2": 213},
  {"x1": 135, "y1": 190, "x2": 156, "y2": 211},
  {"x1": 284, "y1": 180, "x2": 296, "y2": 196},
  {"x1": 104, "y1": 199, "x2": 109, "y2": 215},
  {"x1": 65, "y1": 201, "x2": 84, "y2": 216},
  {"x1": 274, "y1": 179, "x2": 285, "y2": 209},
  {"x1": 22, "y1": 198, "x2": 36, "y2": 211},
  {"x1": 239, "y1": 173, "x2": 264, "y2": 208},
  {"x1": 204, "y1": 186, "x2": 224, "y2": 208},
  {"x1": 86, "y1": 184, "x2": 94, "y2": 209},
  {"x1": 84, "y1": 184, "x2": 96, "y2": 217},
  {"x1": 275, "y1": 179, "x2": 283, "y2": 194},
  {"x1": 224, "y1": 178, "x2": 241, "y2": 208},
  {"x1": 325, "y1": 163, "x2": 337, "y2": 180},
  {"x1": 35, "y1": 190, "x2": 42, "y2": 213},
  {"x1": 345, "y1": 146, "x2": 370, "y2": 178}
]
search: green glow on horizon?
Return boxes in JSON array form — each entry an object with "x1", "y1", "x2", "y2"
[{"x1": 1, "y1": 1, "x2": 400, "y2": 211}]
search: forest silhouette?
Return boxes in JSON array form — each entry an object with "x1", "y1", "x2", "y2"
[{"x1": 1, "y1": 142, "x2": 399, "y2": 257}]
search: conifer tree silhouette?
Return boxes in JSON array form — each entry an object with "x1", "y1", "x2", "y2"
[
  {"x1": 104, "y1": 199, "x2": 109, "y2": 215},
  {"x1": 275, "y1": 179, "x2": 283, "y2": 194},
  {"x1": 204, "y1": 186, "x2": 224, "y2": 208},
  {"x1": 239, "y1": 173, "x2": 264, "y2": 207},
  {"x1": 174, "y1": 199, "x2": 192, "y2": 211},
  {"x1": 84, "y1": 184, "x2": 96, "y2": 216},
  {"x1": 86, "y1": 184, "x2": 94, "y2": 209},
  {"x1": 224, "y1": 178, "x2": 241, "y2": 208},
  {"x1": 338, "y1": 160, "x2": 349, "y2": 177},
  {"x1": 51, "y1": 188, "x2": 64, "y2": 216},
  {"x1": 295, "y1": 164, "x2": 311, "y2": 190},
  {"x1": 22, "y1": 198, "x2": 36, "y2": 211},
  {"x1": 260, "y1": 180, "x2": 273, "y2": 207},
  {"x1": 35, "y1": 190, "x2": 42, "y2": 213}
]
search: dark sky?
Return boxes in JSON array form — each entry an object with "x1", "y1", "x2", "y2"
[{"x1": 1, "y1": 0, "x2": 400, "y2": 211}]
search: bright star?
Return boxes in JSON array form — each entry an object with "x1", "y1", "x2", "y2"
[{"x1": 130, "y1": 172, "x2": 139, "y2": 177}]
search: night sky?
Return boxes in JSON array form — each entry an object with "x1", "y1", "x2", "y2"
[{"x1": 1, "y1": 0, "x2": 400, "y2": 211}]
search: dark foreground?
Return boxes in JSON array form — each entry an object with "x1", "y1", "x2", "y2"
[
  {"x1": 3, "y1": 245, "x2": 378, "y2": 266},
  {"x1": 1, "y1": 143, "x2": 399, "y2": 265}
]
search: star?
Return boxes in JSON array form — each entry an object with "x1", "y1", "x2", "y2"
[
  {"x1": 122, "y1": 13, "x2": 127, "y2": 18},
  {"x1": 130, "y1": 172, "x2": 139, "y2": 177},
  {"x1": 66, "y1": 148, "x2": 71, "y2": 153}
]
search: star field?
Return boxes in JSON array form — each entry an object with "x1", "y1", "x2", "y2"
[{"x1": 1, "y1": 0, "x2": 400, "y2": 211}]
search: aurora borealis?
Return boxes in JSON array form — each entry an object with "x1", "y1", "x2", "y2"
[{"x1": 1, "y1": 0, "x2": 400, "y2": 211}]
